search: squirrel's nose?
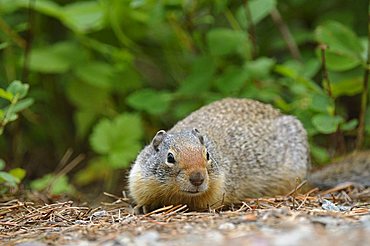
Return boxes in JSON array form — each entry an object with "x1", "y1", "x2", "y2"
[{"x1": 189, "y1": 172, "x2": 204, "y2": 186}]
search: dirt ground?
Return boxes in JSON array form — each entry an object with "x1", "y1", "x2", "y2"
[{"x1": 1, "y1": 184, "x2": 370, "y2": 246}]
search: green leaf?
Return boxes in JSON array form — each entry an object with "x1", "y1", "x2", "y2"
[
  {"x1": 207, "y1": 28, "x2": 248, "y2": 56},
  {"x1": 340, "y1": 119, "x2": 358, "y2": 131},
  {"x1": 90, "y1": 113, "x2": 143, "y2": 168},
  {"x1": 0, "y1": 159, "x2": 5, "y2": 170},
  {"x1": 315, "y1": 21, "x2": 364, "y2": 71},
  {"x1": 7, "y1": 80, "x2": 29, "y2": 99},
  {"x1": 74, "y1": 157, "x2": 111, "y2": 185},
  {"x1": 215, "y1": 66, "x2": 249, "y2": 94},
  {"x1": 330, "y1": 69, "x2": 363, "y2": 97},
  {"x1": 312, "y1": 114, "x2": 344, "y2": 134},
  {"x1": 30, "y1": 174, "x2": 52, "y2": 191},
  {"x1": 179, "y1": 56, "x2": 216, "y2": 94},
  {"x1": 309, "y1": 94, "x2": 334, "y2": 114},
  {"x1": 127, "y1": 89, "x2": 173, "y2": 115},
  {"x1": 274, "y1": 64, "x2": 323, "y2": 94},
  {"x1": 29, "y1": 42, "x2": 80, "y2": 73},
  {"x1": 66, "y1": 81, "x2": 110, "y2": 110},
  {"x1": 74, "y1": 62, "x2": 114, "y2": 89},
  {"x1": 60, "y1": 1, "x2": 105, "y2": 33},
  {"x1": 0, "y1": 171, "x2": 18, "y2": 187},
  {"x1": 9, "y1": 168, "x2": 26, "y2": 181},
  {"x1": 75, "y1": 110, "x2": 98, "y2": 139},
  {"x1": 30, "y1": 174, "x2": 74, "y2": 195},
  {"x1": 0, "y1": 88, "x2": 13, "y2": 101},
  {"x1": 50, "y1": 175, "x2": 75, "y2": 195},
  {"x1": 249, "y1": 0, "x2": 276, "y2": 24},
  {"x1": 11, "y1": 98, "x2": 34, "y2": 113},
  {"x1": 310, "y1": 144, "x2": 330, "y2": 164},
  {"x1": 244, "y1": 57, "x2": 276, "y2": 80},
  {"x1": 236, "y1": 0, "x2": 276, "y2": 27}
]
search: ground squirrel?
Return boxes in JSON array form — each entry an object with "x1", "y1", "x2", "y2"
[{"x1": 129, "y1": 98, "x2": 368, "y2": 213}]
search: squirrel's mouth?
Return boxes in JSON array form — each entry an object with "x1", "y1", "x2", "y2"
[{"x1": 181, "y1": 190, "x2": 205, "y2": 196}]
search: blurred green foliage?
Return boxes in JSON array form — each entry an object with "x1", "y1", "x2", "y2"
[{"x1": 0, "y1": 0, "x2": 369, "y2": 195}]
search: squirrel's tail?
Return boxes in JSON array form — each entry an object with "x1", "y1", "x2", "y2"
[{"x1": 308, "y1": 151, "x2": 370, "y2": 189}]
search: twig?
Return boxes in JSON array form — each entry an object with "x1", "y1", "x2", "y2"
[
  {"x1": 285, "y1": 180, "x2": 307, "y2": 197},
  {"x1": 356, "y1": 8, "x2": 370, "y2": 149},
  {"x1": 270, "y1": 8, "x2": 301, "y2": 61},
  {"x1": 243, "y1": 0, "x2": 257, "y2": 59},
  {"x1": 0, "y1": 18, "x2": 26, "y2": 49}
]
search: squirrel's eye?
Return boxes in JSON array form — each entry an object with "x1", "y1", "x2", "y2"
[
  {"x1": 167, "y1": 152, "x2": 176, "y2": 164},
  {"x1": 206, "y1": 151, "x2": 210, "y2": 160}
]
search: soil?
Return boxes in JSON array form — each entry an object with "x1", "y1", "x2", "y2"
[{"x1": 1, "y1": 184, "x2": 369, "y2": 246}]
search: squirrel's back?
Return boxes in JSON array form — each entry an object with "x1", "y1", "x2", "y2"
[
  {"x1": 171, "y1": 98, "x2": 310, "y2": 202},
  {"x1": 129, "y1": 98, "x2": 310, "y2": 212}
]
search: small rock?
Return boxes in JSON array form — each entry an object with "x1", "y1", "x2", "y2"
[
  {"x1": 218, "y1": 222, "x2": 236, "y2": 230},
  {"x1": 321, "y1": 199, "x2": 340, "y2": 211},
  {"x1": 91, "y1": 210, "x2": 108, "y2": 217},
  {"x1": 135, "y1": 230, "x2": 160, "y2": 246}
]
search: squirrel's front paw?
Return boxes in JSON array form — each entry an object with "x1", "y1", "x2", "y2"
[{"x1": 133, "y1": 205, "x2": 149, "y2": 215}]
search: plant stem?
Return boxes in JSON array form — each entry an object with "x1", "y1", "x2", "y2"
[
  {"x1": 319, "y1": 44, "x2": 332, "y2": 97},
  {"x1": 243, "y1": 0, "x2": 257, "y2": 59},
  {"x1": 22, "y1": 0, "x2": 35, "y2": 82},
  {"x1": 356, "y1": 9, "x2": 370, "y2": 149},
  {"x1": 270, "y1": 8, "x2": 301, "y2": 61}
]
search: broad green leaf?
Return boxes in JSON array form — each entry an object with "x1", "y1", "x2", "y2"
[
  {"x1": 9, "y1": 168, "x2": 26, "y2": 181},
  {"x1": 0, "y1": 88, "x2": 13, "y2": 101},
  {"x1": 74, "y1": 62, "x2": 114, "y2": 89},
  {"x1": 90, "y1": 113, "x2": 143, "y2": 169},
  {"x1": 274, "y1": 64, "x2": 323, "y2": 94},
  {"x1": 215, "y1": 66, "x2": 249, "y2": 94},
  {"x1": 312, "y1": 114, "x2": 344, "y2": 134},
  {"x1": 236, "y1": 0, "x2": 276, "y2": 27},
  {"x1": 60, "y1": 1, "x2": 105, "y2": 33},
  {"x1": 50, "y1": 175, "x2": 75, "y2": 195},
  {"x1": 30, "y1": 174, "x2": 74, "y2": 195},
  {"x1": 127, "y1": 89, "x2": 173, "y2": 115},
  {"x1": 320, "y1": 50, "x2": 362, "y2": 71},
  {"x1": 315, "y1": 21, "x2": 364, "y2": 71},
  {"x1": 7, "y1": 80, "x2": 29, "y2": 99},
  {"x1": 66, "y1": 81, "x2": 110, "y2": 110},
  {"x1": 310, "y1": 144, "x2": 330, "y2": 164},
  {"x1": 309, "y1": 94, "x2": 334, "y2": 114},
  {"x1": 330, "y1": 72, "x2": 363, "y2": 98},
  {"x1": 30, "y1": 174, "x2": 52, "y2": 191},
  {"x1": 315, "y1": 21, "x2": 363, "y2": 56},
  {"x1": 244, "y1": 57, "x2": 276, "y2": 80},
  {"x1": 179, "y1": 56, "x2": 216, "y2": 94},
  {"x1": 0, "y1": 171, "x2": 18, "y2": 187},
  {"x1": 207, "y1": 28, "x2": 247, "y2": 56},
  {"x1": 29, "y1": 42, "x2": 80, "y2": 73},
  {"x1": 108, "y1": 143, "x2": 142, "y2": 168}
]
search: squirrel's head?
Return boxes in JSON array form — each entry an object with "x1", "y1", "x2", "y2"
[{"x1": 147, "y1": 128, "x2": 217, "y2": 196}]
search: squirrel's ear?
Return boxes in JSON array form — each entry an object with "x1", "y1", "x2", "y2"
[
  {"x1": 152, "y1": 130, "x2": 166, "y2": 151},
  {"x1": 192, "y1": 128, "x2": 204, "y2": 145}
]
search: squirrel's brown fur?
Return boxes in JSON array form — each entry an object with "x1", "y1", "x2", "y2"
[
  {"x1": 128, "y1": 98, "x2": 368, "y2": 213},
  {"x1": 129, "y1": 98, "x2": 310, "y2": 212}
]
